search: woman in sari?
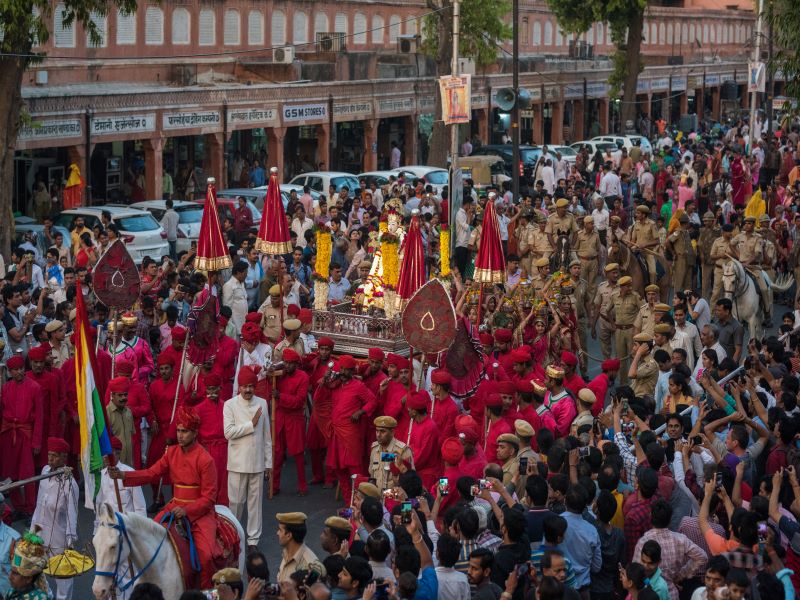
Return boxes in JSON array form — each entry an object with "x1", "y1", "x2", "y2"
[{"x1": 730, "y1": 153, "x2": 748, "y2": 208}]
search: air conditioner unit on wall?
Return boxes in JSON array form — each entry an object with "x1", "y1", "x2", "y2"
[
  {"x1": 274, "y1": 47, "x2": 294, "y2": 64},
  {"x1": 315, "y1": 32, "x2": 346, "y2": 52},
  {"x1": 398, "y1": 34, "x2": 419, "y2": 54}
]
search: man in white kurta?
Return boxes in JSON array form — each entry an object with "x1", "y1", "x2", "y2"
[
  {"x1": 31, "y1": 437, "x2": 78, "y2": 600},
  {"x1": 223, "y1": 366, "x2": 273, "y2": 552},
  {"x1": 222, "y1": 262, "x2": 250, "y2": 335}
]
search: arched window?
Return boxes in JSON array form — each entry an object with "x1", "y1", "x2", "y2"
[
  {"x1": 314, "y1": 12, "x2": 329, "y2": 36},
  {"x1": 371, "y1": 15, "x2": 384, "y2": 44},
  {"x1": 606, "y1": 23, "x2": 612, "y2": 45},
  {"x1": 682, "y1": 23, "x2": 688, "y2": 44},
  {"x1": 272, "y1": 9, "x2": 286, "y2": 45},
  {"x1": 353, "y1": 12, "x2": 366, "y2": 45},
  {"x1": 334, "y1": 12, "x2": 347, "y2": 36},
  {"x1": 597, "y1": 23, "x2": 604, "y2": 45},
  {"x1": 666, "y1": 23, "x2": 673, "y2": 46},
  {"x1": 145, "y1": 6, "x2": 163, "y2": 45},
  {"x1": 53, "y1": 3, "x2": 75, "y2": 48},
  {"x1": 649, "y1": 23, "x2": 657, "y2": 46},
  {"x1": 555, "y1": 27, "x2": 563, "y2": 46},
  {"x1": 199, "y1": 9, "x2": 215, "y2": 46},
  {"x1": 389, "y1": 15, "x2": 401, "y2": 42},
  {"x1": 658, "y1": 23, "x2": 665, "y2": 45},
  {"x1": 587, "y1": 26, "x2": 594, "y2": 44},
  {"x1": 224, "y1": 9, "x2": 240, "y2": 46},
  {"x1": 702, "y1": 24, "x2": 709, "y2": 44},
  {"x1": 172, "y1": 8, "x2": 190, "y2": 45},
  {"x1": 532, "y1": 21, "x2": 541, "y2": 45},
  {"x1": 87, "y1": 10, "x2": 107, "y2": 47},
  {"x1": 248, "y1": 10, "x2": 263, "y2": 45},
  {"x1": 116, "y1": 9, "x2": 136, "y2": 45},
  {"x1": 543, "y1": 21, "x2": 552, "y2": 45},
  {"x1": 406, "y1": 18, "x2": 418, "y2": 35},
  {"x1": 293, "y1": 11, "x2": 308, "y2": 44}
]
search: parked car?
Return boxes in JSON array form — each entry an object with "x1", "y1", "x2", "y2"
[
  {"x1": 357, "y1": 171, "x2": 397, "y2": 189},
  {"x1": 570, "y1": 141, "x2": 623, "y2": 170},
  {"x1": 218, "y1": 188, "x2": 269, "y2": 211},
  {"x1": 470, "y1": 144, "x2": 557, "y2": 183},
  {"x1": 389, "y1": 166, "x2": 449, "y2": 194},
  {"x1": 130, "y1": 200, "x2": 204, "y2": 253},
  {"x1": 14, "y1": 217, "x2": 71, "y2": 261},
  {"x1": 590, "y1": 134, "x2": 653, "y2": 154},
  {"x1": 550, "y1": 145, "x2": 578, "y2": 164},
  {"x1": 199, "y1": 197, "x2": 262, "y2": 234},
  {"x1": 288, "y1": 172, "x2": 361, "y2": 199},
  {"x1": 53, "y1": 206, "x2": 169, "y2": 264}
]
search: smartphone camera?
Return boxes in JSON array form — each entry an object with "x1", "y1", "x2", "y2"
[
  {"x1": 519, "y1": 456, "x2": 529, "y2": 473},
  {"x1": 438, "y1": 478, "x2": 449, "y2": 496},
  {"x1": 479, "y1": 479, "x2": 491, "y2": 490},
  {"x1": 401, "y1": 501, "x2": 412, "y2": 524},
  {"x1": 338, "y1": 508, "x2": 353, "y2": 519},
  {"x1": 380, "y1": 452, "x2": 397, "y2": 462},
  {"x1": 715, "y1": 470, "x2": 723, "y2": 490},
  {"x1": 578, "y1": 447, "x2": 591, "y2": 459},
  {"x1": 757, "y1": 522, "x2": 768, "y2": 542},
  {"x1": 374, "y1": 579, "x2": 389, "y2": 600}
]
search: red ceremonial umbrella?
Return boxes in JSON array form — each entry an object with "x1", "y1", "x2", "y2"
[
  {"x1": 396, "y1": 209, "x2": 426, "y2": 301},
  {"x1": 255, "y1": 167, "x2": 292, "y2": 255},
  {"x1": 195, "y1": 177, "x2": 232, "y2": 272},
  {"x1": 473, "y1": 199, "x2": 506, "y2": 283}
]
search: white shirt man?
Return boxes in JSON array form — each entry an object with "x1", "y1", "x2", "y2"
[
  {"x1": 291, "y1": 213, "x2": 314, "y2": 249},
  {"x1": 95, "y1": 463, "x2": 145, "y2": 529},
  {"x1": 554, "y1": 156, "x2": 569, "y2": 181},
  {"x1": 222, "y1": 264, "x2": 249, "y2": 335},
  {"x1": 390, "y1": 144, "x2": 401, "y2": 169},
  {"x1": 591, "y1": 199, "x2": 610, "y2": 233},
  {"x1": 599, "y1": 169, "x2": 622, "y2": 199},
  {"x1": 0, "y1": 505, "x2": 19, "y2": 597},
  {"x1": 455, "y1": 206, "x2": 471, "y2": 249},
  {"x1": 224, "y1": 370, "x2": 273, "y2": 549},
  {"x1": 541, "y1": 161, "x2": 556, "y2": 195}
]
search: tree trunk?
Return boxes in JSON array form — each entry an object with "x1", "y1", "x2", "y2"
[
  {"x1": 0, "y1": 52, "x2": 28, "y2": 259},
  {"x1": 620, "y1": 8, "x2": 645, "y2": 134},
  {"x1": 426, "y1": 1, "x2": 454, "y2": 168}
]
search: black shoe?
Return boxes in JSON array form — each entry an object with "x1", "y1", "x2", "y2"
[
  {"x1": 147, "y1": 501, "x2": 164, "y2": 514},
  {"x1": 247, "y1": 544, "x2": 259, "y2": 555}
]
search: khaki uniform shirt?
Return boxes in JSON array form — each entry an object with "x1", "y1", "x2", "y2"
[
  {"x1": 594, "y1": 282, "x2": 618, "y2": 328},
  {"x1": 698, "y1": 227, "x2": 721, "y2": 265},
  {"x1": 732, "y1": 232, "x2": 764, "y2": 264},
  {"x1": 628, "y1": 220, "x2": 660, "y2": 247},
  {"x1": 611, "y1": 291, "x2": 642, "y2": 326},
  {"x1": 368, "y1": 438, "x2": 414, "y2": 491},
  {"x1": 570, "y1": 277, "x2": 589, "y2": 319},
  {"x1": 515, "y1": 447, "x2": 539, "y2": 498},
  {"x1": 516, "y1": 223, "x2": 535, "y2": 257},
  {"x1": 257, "y1": 303, "x2": 284, "y2": 343},
  {"x1": 710, "y1": 237, "x2": 735, "y2": 269},
  {"x1": 634, "y1": 303, "x2": 656, "y2": 337},
  {"x1": 273, "y1": 337, "x2": 305, "y2": 363},
  {"x1": 545, "y1": 212, "x2": 578, "y2": 237},
  {"x1": 529, "y1": 229, "x2": 553, "y2": 259},
  {"x1": 278, "y1": 543, "x2": 324, "y2": 583},
  {"x1": 106, "y1": 402, "x2": 135, "y2": 467},
  {"x1": 632, "y1": 354, "x2": 659, "y2": 397},
  {"x1": 501, "y1": 456, "x2": 520, "y2": 487},
  {"x1": 668, "y1": 229, "x2": 694, "y2": 259},
  {"x1": 575, "y1": 230, "x2": 600, "y2": 259}
]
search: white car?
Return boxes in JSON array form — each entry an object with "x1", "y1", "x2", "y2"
[
  {"x1": 550, "y1": 146, "x2": 578, "y2": 165},
  {"x1": 288, "y1": 171, "x2": 361, "y2": 199},
  {"x1": 590, "y1": 135, "x2": 653, "y2": 155},
  {"x1": 390, "y1": 166, "x2": 449, "y2": 194},
  {"x1": 130, "y1": 200, "x2": 204, "y2": 254},
  {"x1": 54, "y1": 206, "x2": 169, "y2": 264},
  {"x1": 571, "y1": 141, "x2": 623, "y2": 170}
]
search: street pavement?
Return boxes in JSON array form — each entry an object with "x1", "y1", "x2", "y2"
[{"x1": 13, "y1": 294, "x2": 792, "y2": 597}]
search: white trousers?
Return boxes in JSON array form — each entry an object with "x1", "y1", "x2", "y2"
[{"x1": 228, "y1": 471, "x2": 264, "y2": 546}]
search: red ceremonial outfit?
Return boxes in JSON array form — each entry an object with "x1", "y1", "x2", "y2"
[
  {"x1": 194, "y1": 397, "x2": 228, "y2": 505},
  {"x1": 124, "y1": 441, "x2": 219, "y2": 589},
  {"x1": 160, "y1": 344, "x2": 185, "y2": 372},
  {"x1": 563, "y1": 372, "x2": 586, "y2": 398},
  {"x1": 407, "y1": 415, "x2": 441, "y2": 489},
  {"x1": 212, "y1": 334, "x2": 239, "y2": 404},
  {"x1": 0, "y1": 376, "x2": 43, "y2": 514},
  {"x1": 147, "y1": 374, "x2": 181, "y2": 501},
  {"x1": 380, "y1": 380, "x2": 416, "y2": 440},
  {"x1": 494, "y1": 351, "x2": 516, "y2": 376},
  {"x1": 320, "y1": 377, "x2": 377, "y2": 503},
  {"x1": 430, "y1": 396, "x2": 459, "y2": 447},
  {"x1": 459, "y1": 447, "x2": 488, "y2": 480},
  {"x1": 586, "y1": 373, "x2": 611, "y2": 417},
  {"x1": 27, "y1": 369, "x2": 66, "y2": 451},
  {"x1": 106, "y1": 378, "x2": 153, "y2": 468},
  {"x1": 485, "y1": 417, "x2": 513, "y2": 464},
  {"x1": 273, "y1": 367, "x2": 310, "y2": 495},
  {"x1": 305, "y1": 355, "x2": 334, "y2": 485}
]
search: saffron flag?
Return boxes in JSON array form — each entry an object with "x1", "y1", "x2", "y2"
[{"x1": 74, "y1": 289, "x2": 113, "y2": 509}]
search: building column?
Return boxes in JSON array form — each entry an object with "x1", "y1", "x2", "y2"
[
  {"x1": 532, "y1": 105, "x2": 544, "y2": 146},
  {"x1": 572, "y1": 100, "x2": 585, "y2": 141},
  {"x1": 598, "y1": 99, "x2": 609, "y2": 134},
  {"x1": 315, "y1": 124, "x2": 331, "y2": 171},
  {"x1": 267, "y1": 127, "x2": 287, "y2": 181},
  {"x1": 696, "y1": 89, "x2": 705, "y2": 118},
  {"x1": 476, "y1": 109, "x2": 489, "y2": 146},
  {"x1": 66, "y1": 144, "x2": 91, "y2": 205},
  {"x1": 362, "y1": 119, "x2": 378, "y2": 172},
  {"x1": 711, "y1": 87, "x2": 722, "y2": 120},
  {"x1": 143, "y1": 138, "x2": 164, "y2": 201},
  {"x1": 741, "y1": 87, "x2": 750, "y2": 110},
  {"x1": 404, "y1": 115, "x2": 418, "y2": 165},
  {"x1": 679, "y1": 92, "x2": 689, "y2": 117},
  {"x1": 640, "y1": 95, "x2": 652, "y2": 119},
  {"x1": 205, "y1": 132, "x2": 225, "y2": 185},
  {"x1": 550, "y1": 102, "x2": 564, "y2": 145}
]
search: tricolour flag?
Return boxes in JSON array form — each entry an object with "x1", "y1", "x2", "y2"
[{"x1": 74, "y1": 289, "x2": 113, "y2": 509}]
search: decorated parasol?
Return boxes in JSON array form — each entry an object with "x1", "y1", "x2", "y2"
[
  {"x1": 195, "y1": 177, "x2": 232, "y2": 272},
  {"x1": 473, "y1": 199, "x2": 506, "y2": 283},
  {"x1": 255, "y1": 167, "x2": 292, "y2": 255},
  {"x1": 396, "y1": 209, "x2": 426, "y2": 305}
]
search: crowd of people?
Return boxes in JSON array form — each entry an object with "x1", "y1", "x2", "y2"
[{"x1": 2, "y1": 117, "x2": 800, "y2": 600}]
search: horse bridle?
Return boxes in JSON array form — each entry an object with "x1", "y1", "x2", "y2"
[{"x1": 95, "y1": 511, "x2": 174, "y2": 593}]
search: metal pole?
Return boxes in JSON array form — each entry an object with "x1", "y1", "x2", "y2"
[
  {"x1": 749, "y1": 0, "x2": 763, "y2": 155},
  {"x1": 511, "y1": 0, "x2": 520, "y2": 202},
  {"x1": 765, "y1": 0, "x2": 774, "y2": 140},
  {"x1": 448, "y1": 0, "x2": 460, "y2": 237},
  {"x1": 85, "y1": 108, "x2": 92, "y2": 205}
]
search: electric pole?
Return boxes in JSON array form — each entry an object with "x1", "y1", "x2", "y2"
[
  {"x1": 748, "y1": 0, "x2": 763, "y2": 155},
  {"x1": 511, "y1": 0, "x2": 520, "y2": 202},
  {"x1": 448, "y1": 0, "x2": 460, "y2": 238}
]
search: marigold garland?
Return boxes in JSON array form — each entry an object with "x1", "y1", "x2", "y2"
[
  {"x1": 314, "y1": 227, "x2": 332, "y2": 281},
  {"x1": 381, "y1": 238, "x2": 399, "y2": 289},
  {"x1": 439, "y1": 225, "x2": 450, "y2": 278}
]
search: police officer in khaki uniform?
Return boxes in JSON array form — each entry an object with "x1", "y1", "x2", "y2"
[
  {"x1": 609, "y1": 275, "x2": 641, "y2": 384},
  {"x1": 258, "y1": 284, "x2": 286, "y2": 343},
  {"x1": 666, "y1": 213, "x2": 695, "y2": 294},
  {"x1": 545, "y1": 198, "x2": 579, "y2": 249},
  {"x1": 568, "y1": 259, "x2": 590, "y2": 375},
  {"x1": 628, "y1": 333, "x2": 659, "y2": 397},
  {"x1": 276, "y1": 512, "x2": 325, "y2": 582},
  {"x1": 575, "y1": 216, "x2": 601, "y2": 300},
  {"x1": 513, "y1": 419, "x2": 538, "y2": 497},
  {"x1": 653, "y1": 322, "x2": 674, "y2": 354},
  {"x1": 758, "y1": 214, "x2": 778, "y2": 281},
  {"x1": 592, "y1": 263, "x2": 620, "y2": 359},
  {"x1": 609, "y1": 215, "x2": 626, "y2": 241},
  {"x1": 627, "y1": 205, "x2": 661, "y2": 283},
  {"x1": 531, "y1": 257, "x2": 551, "y2": 295},
  {"x1": 368, "y1": 415, "x2": 413, "y2": 492},
  {"x1": 709, "y1": 224, "x2": 736, "y2": 306},
  {"x1": 273, "y1": 319, "x2": 305, "y2": 362},
  {"x1": 496, "y1": 433, "x2": 520, "y2": 486},
  {"x1": 515, "y1": 210, "x2": 536, "y2": 276},
  {"x1": 732, "y1": 215, "x2": 772, "y2": 325},
  {"x1": 530, "y1": 213, "x2": 554, "y2": 263},
  {"x1": 698, "y1": 211, "x2": 720, "y2": 301},
  {"x1": 633, "y1": 284, "x2": 660, "y2": 336}
]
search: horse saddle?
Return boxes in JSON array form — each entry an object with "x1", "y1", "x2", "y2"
[
  {"x1": 163, "y1": 512, "x2": 241, "y2": 591},
  {"x1": 633, "y1": 250, "x2": 665, "y2": 281}
]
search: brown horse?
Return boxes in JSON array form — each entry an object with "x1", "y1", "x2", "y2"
[{"x1": 607, "y1": 232, "x2": 671, "y2": 302}]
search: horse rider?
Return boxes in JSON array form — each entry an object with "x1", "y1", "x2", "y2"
[
  {"x1": 627, "y1": 205, "x2": 661, "y2": 284},
  {"x1": 592, "y1": 263, "x2": 621, "y2": 361},
  {"x1": 709, "y1": 224, "x2": 736, "y2": 307},
  {"x1": 608, "y1": 275, "x2": 642, "y2": 385},
  {"x1": 731, "y1": 215, "x2": 772, "y2": 326},
  {"x1": 666, "y1": 214, "x2": 695, "y2": 295},
  {"x1": 575, "y1": 216, "x2": 601, "y2": 300},
  {"x1": 109, "y1": 406, "x2": 219, "y2": 589},
  {"x1": 698, "y1": 211, "x2": 720, "y2": 301},
  {"x1": 546, "y1": 198, "x2": 578, "y2": 251}
]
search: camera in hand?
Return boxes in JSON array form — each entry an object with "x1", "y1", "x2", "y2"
[
  {"x1": 401, "y1": 501, "x2": 412, "y2": 524},
  {"x1": 578, "y1": 446, "x2": 590, "y2": 459},
  {"x1": 338, "y1": 507, "x2": 353, "y2": 519},
  {"x1": 373, "y1": 578, "x2": 390, "y2": 600},
  {"x1": 438, "y1": 478, "x2": 449, "y2": 496},
  {"x1": 519, "y1": 456, "x2": 528, "y2": 472},
  {"x1": 380, "y1": 452, "x2": 397, "y2": 462}
]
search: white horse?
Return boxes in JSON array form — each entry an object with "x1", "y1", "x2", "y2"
[
  {"x1": 722, "y1": 258, "x2": 793, "y2": 340},
  {"x1": 92, "y1": 503, "x2": 245, "y2": 600}
]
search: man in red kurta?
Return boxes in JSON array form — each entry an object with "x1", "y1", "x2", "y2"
[
  {"x1": 405, "y1": 391, "x2": 441, "y2": 489},
  {"x1": 27, "y1": 345, "x2": 65, "y2": 469},
  {"x1": 429, "y1": 369, "x2": 458, "y2": 447},
  {"x1": 456, "y1": 415, "x2": 488, "y2": 480},
  {"x1": 484, "y1": 393, "x2": 513, "y2": 465},
  {"x1": 469, "y1": 362, "x2": 509, "y2": 446},
  {"x1": 110, "y1": 359, "x2": 154, "y2": 468},
  {"x1": 271, "y1": 348, "x2": 310, "y2": 496},
  {"x1": 360, "y1": 347, "x2": 390, "y2": 461},
  {"x1": 586, "y1": 359, "x2": 619, "y2": 417},
  {"x1": 319, "y1": 355, "x2": 377, "y2": 503},
  {"x1": 194, "y1": 372, "x2": 228, "y2": 505},
  {"x1": 378, "y1": 354, "x2": 415, "y2": 443},
  {"x1": 492, "y1": 328, "x2": 516, "y2": 375},
  {"x1": 561, "y1": 351, "x2": 587, "y2": 398},
  {"x1": 213, "y1": 329, "x2": 239, "y2": 407},
  {"x1": 111, "y1": 406, "x2": 218, "y2": 589},
  {"x1": 304, "y1": 336, "x2": 335, "y2": 486},
  {"x1": 160, "y1": 326, "x2": 187, "y2": 370},
  {"x1": 433, "y1": 437, "x2": 465, "y2": 515},
  {"x1": 147, "y1": 353, "x2": 181, "y2": 509},
  {"x1": 0, "y1": 356, "x2": 43, "y2": 515}
]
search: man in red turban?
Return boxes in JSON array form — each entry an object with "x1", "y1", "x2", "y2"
[
  {"x1": 303, "y1": 336, "x2": 335, "y2": 487},
  {"x1": 435, "y1": 437, "x2": 465, "y2": 513},
  {"x1": 194, "y1": 372, "x2": 228, "y2": 505},
  {"x1": 146, "y1": 353, "x2": 181, "y2": 510},
  {"x1": 484, "y1": 392, "x2": 514, "y2": 464},
  {"x1": 27, "y1": 344, "x2": 66, "y2": 469},
  {"x1": 315, "y1": 355, "x2": 377, "y2": 503},
  {"x1": 455, "y1": 415, "x2": 487, "y2": 480},
  {"x1": 586, "y1": 359, "x2": 620, "y2": 416},
  {"x1": 467, "y1": 361, "x2": 509, "y2": 446},
  {"x1": 492, "y1": 328, "x2": 515, "y2": 374},
  {"x1": 405, "y1": 391, "x2": 441, "y2": 489},
  {"x1": 0, "y1": 355, "x2": 43, "y2": 515},
  {"x1": 561, "y1": 351, "x2": 586, "y2": 398},
  {"x1": 429, "y1": 369, "x2": 458, "y2": 448},
  {"x1": 271, "y1": 348, "x2": 310, "y2": 496},
  {"x1": 379, "y1": 354, "x2": 416, "y2": 444},
  {"x1": 111, "y1": 405, "x2": 219, "y2": 588},
  {"x1": 160, "y1": 325, "x2": 187, "y2": 369}
]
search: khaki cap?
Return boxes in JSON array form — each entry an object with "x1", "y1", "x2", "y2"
[
  {"x1": 374, "y1": 416, "x2": 397, "y2": 429},
  {"x1": 496, "y1": 433, "x2": 520, "y2": 448},
  {"x1": 633, "y1": 332, "x2": 653, "y2": 343},
  {"x1": 283, "y1": 318, "x2": 302, "y2": 331},
  {"x1": 618, "y1": 276, "x2": 632, "y2": 286},
  {"x1": 269, "y1": 284, "x2": 281, "y2": 295},
  {"x1": 645, "y1": 284, "x2": 660, "y2": 293},
  {"x1": 577, "y1": 388, "x2": 596, "y2": 404},
  {"x1": 555, "y1": 198, "x2": 569, "y2": 208},
  {"x1": 636, "y1": 205, "x2": 651, "y2": 214},
  {"x1": 654, "y1": 323, "x2": 672, "y2": 334},
  {"x1": 276, "y1": 512, "x2": 308, "y2": 525},
  {"x1": 654, "y1": 303, "x2": 672, "y2": 312},
  {"x1": 212, "y1": 568, "x2": 242, "y2": 585},
  {"x1": 45, "y1": 320, "x2": 65, "y2": 333},
  {"x1": 357, "y1": 482, "x2": 380, "y2": 498},
  {"x1": 324, "y1": 516, "x2": 352, "y2": 532},
  {"x1": 583, "y1": 216, "x2": 594, "y2": 223},
  {"x1": 514, "y1": 419, "x2": 534, "y2": 437},
  {"x1": 604, "y1": 263, "x2": 620, "y2": 273},
  {"x1": 534, "y1": 257, "x2": 549, "y2": 268}
]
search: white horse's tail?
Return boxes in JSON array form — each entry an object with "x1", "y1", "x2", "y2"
[{"x1": 771, "y1": 272, "x2": 795, "y2": 292}]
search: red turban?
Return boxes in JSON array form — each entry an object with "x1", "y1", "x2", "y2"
[
  {"x1": 245, "y1": 312, "x2": 262, "y2": 324},
  {"x1": 479, "y1": 333, "x2": 494, "y2": 346},
  {"x1": 431, "y1": 369, "x2": 451, "y2": 385},
  {"x1": 241, "y1": 322, "x2": 261, "y2": 344},
  {"x1": 510, "y1": 349, "x2": 531, "y2": 363},
  {"x1": 338, "y1": 355, "x2": 357, "y2": 370},
  {"x1": 496, "y1": 381, "x2": 516, "y2": 395},
  {"x1": 238, "y1": 365, "x2": 260, "y2": 386},
  {"x1": 318, "y1": 337, "x2": 335, "y2": 349},
  {"x1": 407, "y1": 391, "x2": 431, "y2": 411},
  {"x1": 601, "y1": 359, "x2": 621, "y2": 372},
  {"x1": 455, "y1": 415, "x2": 480, "y2": 444},
  {"x1": 28, "y1": 345, "x2": 48, "y2": 362},
  {"x1": 116, "y1": 359, "x2": 134, "y2": 376},
  {"x1": 441, "y1": 437, "x2": 464, "y2": 464},
  {"x1": 218, "y1": 315, "x2": 229, "y2": 327},
  {"x1": 157, "y1": 354, "x2": 175, "y2": 367},
  {"x1": 108, "y1": 377, "x2": 130, "y2": 393},
  {"x1": 286, "y1": 304, "x2": 300, "y2": 317},
  {"x1": 485, "y1": 393, "x2": 503, "y2": 407},
  {"x1": 6, "y1": 356, "x2": 24, "y2": 370},
  {"x1": 282, "y1": 348, "x2": 300, "y2": 363},
  {"x1": 298, "y1": 309, "x2": 312, "y2": 325},
  {"x1": 515, "y1": 379, "x2": 533, "y2": 393},
  {"x1": 171, "y1": 326, "x2": 187, "y2": 341},
  {"x1": 494, "y1": 328, "x2": 513, "y2": 343},
  {"x1": 368, "y1": 347, "x2": 385, "y2": 361},
  {"x1": 561, "y1": 351, "x2": 578, "y2": 367},
  {"x1": 176, "y1": 406, "x2": 201, "y2": 431},
  {"x1": 109, "y1": 436, "x2": 123, "y2": 451},
  {"x1": 204, "y1": 372, "x2": 222, "y2": 387},
  {"x1": 47, "y1": 437, "x2": 70, "y2": 454}
]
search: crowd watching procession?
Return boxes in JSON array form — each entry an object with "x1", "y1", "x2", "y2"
[{"x1": 4, "y1": 116, "x2": 800, "y2": 600}]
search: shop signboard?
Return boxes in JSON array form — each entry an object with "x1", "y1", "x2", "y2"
[
  {"x1": 92, "y1": 114, "x2": 157, "y2": 136},
  {"x1": 376, "y1": 97, "x2": 415, "y2": 116},
  {"x1": 333, "y1": 99, "x2": 374, "y2": 122},
  {"x1": 162, "y1": 111, "x2": 221, "y2": 131},
  {"x1": 18, "y1": 119, "x2": 82, "y2": 142},
  {"x1": 226, "y1": 107, "x2": 279, "y2": 128}
]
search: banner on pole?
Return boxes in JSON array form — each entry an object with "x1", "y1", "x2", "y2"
[
  {"x1": 439, "y1": 75, "x2": 472, "y2": 125},
  {"x1": 748, "y1": 62, "x2": 765, "y2": 93}
]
